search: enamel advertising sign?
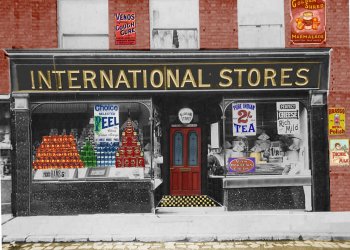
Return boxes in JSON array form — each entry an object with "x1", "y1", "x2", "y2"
[
  {"x1": 115, "y1": 12, "x2": 136, "y2": 45},
  {"x1": 228, "y1": 157, "x2": 256, "y2": 173},
  {"x1": 94, "y1": 104, "x2": 120, "y2": 144},
  {"x1": 290, "y1": 0, "x2": 326, "y2": 44},
  {"x1": 232, "y1": 103, "x2": 256, "y2": 136},
  {"x1": 328, "y1": 107, "x2": 346, "y2": 135},
  {"x1": 277, "y1": 102, "x2": 300, "y2": 135},
  {"x1": 329, "y1": 139, "x2": 349, "y2": 167}
]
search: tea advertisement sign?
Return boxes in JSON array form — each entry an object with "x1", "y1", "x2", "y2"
[
  {"x1": 94, "y1": 104, "x2": 120, "y2": 144},
  {"x1": 329, "y1": 139, "x2": 349, "y2": 167},
  {"x1": 290, "y1": 0, "x2": 326, "y2": 44},
  {"x1": 328, "y1": 107, "x2": 346, "y2": 135},
  {"x1": 232, "y1": 103, "x2": 256, "y2": 136},
  {"x1": 276, "y1": 102, "x2": 300, "y2": 135},
  {"x1": 115, "y1": 12, "x2": 136, "y2": 45},
  {"x1": 228, "y1": 157, "x2": 256, "y2": 173}
]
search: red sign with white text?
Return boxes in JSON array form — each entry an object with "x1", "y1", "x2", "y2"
[
  {"x1": 115, "y1": 12, "x2": 136, "y2": 45},
  {"x1": 290, "y1": 0, "x2": 326, "y2": 44}
]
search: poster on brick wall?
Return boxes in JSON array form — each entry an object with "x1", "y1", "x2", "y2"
[
  {"x1": 328, "y1": 107, "x2": 346, "y2": 135},
  {"x1": 329, "y1": 139, "x2": 349, "y2": 167},
  {"x1": 290, "y1": 0, "x2": 326, "y2": 44},
  {"x1": 115, "y1": 12, "x2": 136, "y2": 45}
]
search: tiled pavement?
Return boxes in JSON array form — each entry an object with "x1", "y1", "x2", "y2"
[{"x1": 2, "y1": 241, "x2": 350, "y2": 250}]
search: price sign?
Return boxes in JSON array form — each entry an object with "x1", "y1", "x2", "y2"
[
  {"x1": 232, "y1": 103, "x2": 256, "y2": 136},
  {"x1": 33, "y1": 169, "x2": 76, "y2": 180},
  {"x1": 277, "y1": 102, "x2": 300, "y2": 135}
]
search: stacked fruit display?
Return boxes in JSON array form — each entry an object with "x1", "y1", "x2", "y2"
[
  {"x1": 79, "y1": 141, "x2": 97, "y2": 168},
  {"x1": 115, "y1": 119, "x2": 145, "y2": 168},
  {"x1": 33, "y1": 135, "x2": 84, "y2": 170},
  {"x1": 96, "y1": 142, "x2": 118, "y2": 167}
]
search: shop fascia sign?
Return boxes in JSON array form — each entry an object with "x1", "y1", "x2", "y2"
[{"x1": 11, "y1": 58, "x2": 326, "y2": 93}]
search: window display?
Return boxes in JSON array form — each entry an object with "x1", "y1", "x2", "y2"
[
  {"x1": 208, "y1": 100, "x2": 310, "y2": 177},
  {"x1": 31, "y1": 101, "x2": 156, "y2": 181},
  {"x1": 0, "y1": 103, "x2": 11, "y2": 177}
]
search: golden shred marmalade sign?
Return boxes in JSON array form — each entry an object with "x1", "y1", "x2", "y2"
[
  {"x1": 328, "y1": 107, "x2": 346, "y2": 135},
  {"x1": 291, "y1": 0, "x2": 326, "y2": 44}
]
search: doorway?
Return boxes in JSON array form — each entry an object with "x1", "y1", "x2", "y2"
[{"x1": 170, "y1": 127, "x2": 201, "y2": 195}]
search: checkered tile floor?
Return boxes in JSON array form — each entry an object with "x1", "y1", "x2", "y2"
[{"x1": 158, "y1": 195, "x2": 221, "y2": 207}]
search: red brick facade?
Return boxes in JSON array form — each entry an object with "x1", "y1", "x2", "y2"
[
  {"x1": 0, "y1": 0, "x2": 57, "y2": 94},
  {"x1": 1, "y1": 0, "x2": 350, "y2": 211}
]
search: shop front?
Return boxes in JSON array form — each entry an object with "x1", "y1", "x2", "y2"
[{"x1": 5, "y1": 49, "x2": 330, "y2": 215}]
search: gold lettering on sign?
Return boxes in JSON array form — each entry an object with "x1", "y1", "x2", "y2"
[
  {"x1": 234, "y1": 69, "x2": 247, "y2": 87},
  {"x1": 38, "y1": 70, "x2": 52, "y2": 89},
  {"x1": 198, "y1": 69, "x2": 211, "y2": 88},
  {"x1": 83, "y1": 70, "x2": 97, "y2": 89},
  {"x1": 247, "y1": 68, "x2": 260, "y2": 87},
  {"x1": 67, "y1": 70, "x2": 81, "y2": 89},
  {"x1": 52, "y1": 70, "x2": 66, "y2": 89},
  {"x1": 264, "y1": 68, "x2": 277, "y2": 87},
  {"x1": 100, "y1": 70, "x2": 113, "y2": 89},
  {"x1": 115, "y1": 70, "x2": 131, "y2": 89},
  {"x1": 219, "y1": 68, "x2": 233, "y2": 87},
  {"x1": 143, "y1": 70, "x2": 148, "y2": 88},
  {"x1": 128, "y1": 70, "x2": 141, "y2": 88},
  {"x1": 30, "y1": 70, "x2": 35, "y2": 89},
  {"x1": 295, "y1": 68, "x2": 310, "y2": 86},
  {"x1": 181, "y1": 69, "x2": 197, "y2": 88},
  {"x1": 280, "y1": 68, "x2": 293, "y2": 86},
  {"x1": 167, "y1": 69, "x2": 180, "y2": 88},
  {"x1": 150, "y1": 70, "x2": 164, "y2": 88}
]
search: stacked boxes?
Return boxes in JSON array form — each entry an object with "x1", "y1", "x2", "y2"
[
  {"x1": 115, "y1": 119, "x2": 145, "y2": 168},
  {"x1": 32, "y1": 135, "x2": 84, "y2": 170},
  {"x1": 96, "y1": 142, "x2": 118, "y2": 167},
  {"x1": 79, "y1": 141, "x2": 97, "y2": 168}
]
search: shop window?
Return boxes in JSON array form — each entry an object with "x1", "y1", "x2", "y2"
[
  {"x1": 58, "y1": 0, "x2": 108, "y2": 49},
  {"x1": 208, "y1": 101, "x2": 310, "y2": 177},
  {"x1": 31, "y1": 101, "x2": 159, "y2": 181},
  {"x1": 0, "y1": 103, "x2": 11, "y2": 177},
  {"x1": 150, "y1": 0, "x2": 199, "y2": 49},
  {"x1": 237, "y1": 0, "x2": 285, "y2": 48}
]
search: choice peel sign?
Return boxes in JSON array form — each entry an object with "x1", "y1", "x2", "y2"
[{"x1": 94, "y1": 104, "x2": 119, "y2": 144}]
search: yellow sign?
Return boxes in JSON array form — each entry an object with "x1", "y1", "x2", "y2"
[{"x1": 328, "y1": 108, "x2": 346, "y2": 135}]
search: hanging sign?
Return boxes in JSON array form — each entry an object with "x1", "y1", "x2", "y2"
[
  {"x1": 290, "y1": 0, "x2": 326, "y2": 44},
  {"x1": 228, "y1": 157, "x2": 256, "y2": 174},
  {"x1": 232, "y1": 103, "x2": 256, "y2": 136},
  {"x1": 328, "y1": 107, "x2": 346, "y2": 135},
  {"x1": 329, "y1": 139, "x2": 349, "y2": 167},
  {"x1": 178, "y1": 108, "x2": 194, "y2": 124},
  {"x1": 94, "y1": 104, "x2": 120, "y2": 144},
  {"x1": 115, "y1": 12, "x2": 136, "y2": 45},
  {"x1": 277, "y1": 102, "x2": 300, "y2": 135}
]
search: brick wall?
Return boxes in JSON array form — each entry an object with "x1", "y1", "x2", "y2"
[
  {"x1": 199, "y1": 0, "x2": 238, "y2": 49},
  {"x1": 285, "y1": 0, "x2": 350, "y2": 211},
  {"x1": 109, "y1": 0, "x2": 150, "y2": 50},
  {"x1": 0, "y1": 0, "x2": 57, "y2": 94}
]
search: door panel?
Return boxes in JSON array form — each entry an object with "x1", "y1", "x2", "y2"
[{"x1": 170, "y1": 127, "x2": 201, "y2": 195}]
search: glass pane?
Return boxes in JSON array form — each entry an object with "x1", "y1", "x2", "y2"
[
  {"x1": 188, "y1": 131, "x2": 198, "y2": 166},
  {"x1": 173, "y1": 132, "x2": 183, "y2": 166}
]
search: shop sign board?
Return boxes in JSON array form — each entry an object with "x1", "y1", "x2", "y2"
[
  {"x1": 232, "y1": 103, "x2": 256, "y2": 136},
  {"x1": 329, "y1": 139, "x2": 349, "y2": 167},
  {"x1": 290, "y1": 0, "x2": 326, "y2": 44},
  {"x1": 33, "y1": 169, "x2": 76, "y2": 180},
  {"x1": 115, "y1": 12, "x2": 136, "y2": 45},
  {"x1": 328, "y1": 107, "x2": 346, "y2": 135},
  {"x1": 178, "y1": 108, "x2": 194, "y2": 124},
  {"x1": 228, "y1": 157, "x2": 256, "y2": 173},
  {"x1": 276, "y1": 102, "x2": 300, "y2": 135},
  {"x1": 94, "y1": 104, "x2": 119, "y2": 144}
]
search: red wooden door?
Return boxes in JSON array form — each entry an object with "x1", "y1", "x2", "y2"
[{"x1": 170, "y1": 127, "x2": 201, "y2": 195}]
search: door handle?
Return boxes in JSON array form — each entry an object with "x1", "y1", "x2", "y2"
[{"x1": 170, "y1": 167, "x2": 175, "y2": 170}]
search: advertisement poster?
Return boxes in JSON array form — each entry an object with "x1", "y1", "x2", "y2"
[
  {"x1": 328, "y1": 107, "x2": 346, "y2": 135},
  {"x1": 329, "y1": 139, "x2": 349, "y2": 167},
  {"x1": 290, "y1": 0, "x2": 326, "y2": 44},
  {"x1": 228, "y1": 157, "x2": 256, "y2": 173},
  {"x1": 277, "y1": 102, "x2": 300, "y2": 135},
  {"x1": 115, "y1": 12, "x2": 136, "y2": 45},
  {"x1": 94, "y1": 104, "x2": 119, "y2": 144},
  {"x1": 232, "y1": 103, "x2": 256, "y2": 136}
]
